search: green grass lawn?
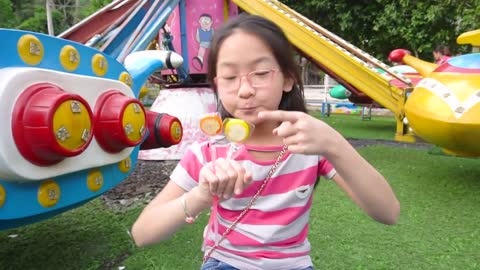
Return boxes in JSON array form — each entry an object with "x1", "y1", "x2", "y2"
[
  {"x1": 312, "y1": 112, "x2": 398, "y2": 141},
  {"x1": 1, "y1": 115, "x2": 479, "y2": 270}
]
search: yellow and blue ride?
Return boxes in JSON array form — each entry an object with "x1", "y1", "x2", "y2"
[
  {"x1": 0, "y1": 29, "x2": 183, "y2": 230},
  {"x1": 389, "y1": 29, "x2": 480, "y2": 157}
]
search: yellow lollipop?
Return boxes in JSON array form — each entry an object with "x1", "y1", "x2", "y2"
[{"x1": 223, "y1": 118, "x2": 253, "y2": 143}]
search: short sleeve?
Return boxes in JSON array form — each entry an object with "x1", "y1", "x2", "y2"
[
  {"x1": 170, "y1": 140, "x2": 209, "y2": 191},
  {"x1": 317, "y1": 157, "x2": 336, "y2": 179}
]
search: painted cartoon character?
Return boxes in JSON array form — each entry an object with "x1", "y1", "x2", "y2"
[{"x1": 193, "y1": 13, "x2": 214, "y2": 70}]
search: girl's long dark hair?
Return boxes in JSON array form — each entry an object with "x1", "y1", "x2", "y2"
[{"x1": 207, "y1": 14, "x2": 307, "y2": 118}]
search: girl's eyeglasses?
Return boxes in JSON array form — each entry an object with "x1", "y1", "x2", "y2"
[{"x1": 215, "y1": 69, "x2": 278, "y2": 91}]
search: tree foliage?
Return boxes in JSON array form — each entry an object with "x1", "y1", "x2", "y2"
[
  {"x1": 0, "y1": 0, "x2": 113, "y2": 34},
  {"x1": 281, "y1": 0, "x2": 480, "y2": 61},
  {"x1": 0, "y1": 0, "x2": 479, "y2": 62},
  {"x1": 0, "y1": 0, "x2": 15, "y2": 28}
]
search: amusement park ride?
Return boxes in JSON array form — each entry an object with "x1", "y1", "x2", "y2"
[{"x1": 0, "y1": 0, "x2": 479, "y2": 230}]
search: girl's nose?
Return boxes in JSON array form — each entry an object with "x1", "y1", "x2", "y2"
[{"x1": 237, "y1": 77, "x2": 255, "y2": 98}]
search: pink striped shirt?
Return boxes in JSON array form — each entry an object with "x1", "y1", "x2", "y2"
[{"x1": 171, "y1": 140, "x2": 336, "y2": 270}]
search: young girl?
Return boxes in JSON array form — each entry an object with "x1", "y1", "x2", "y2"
[{"x1": 132, "y1": 14, "x2": 400, "y2": 270}]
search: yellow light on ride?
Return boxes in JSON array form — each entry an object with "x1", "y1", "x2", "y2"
[
  {"x1": 122, "y1": 102, "x2": 146, "y2": 143},
  {"x1": 17, "y1": 34, "x2": 44, "y2": 65},
  {"x1": 59, "y1": 45, "x2": 80, "y2": 71},
  {"x1": 12, "y1": 83, "x2": 94, "y2": 166},
  {"x1": 92, "y1": 53, "x2": 108, "y2": 76},
  {"x1": 94, "y1": 91, "x2": 147, "y2": 152},
  {"x1": 38, "y1": 180, "x2": 61, "y2": 208},
  {"x1": 119, "y1": 157, "x2": 132, "y2": 173},
  {"x1": 87, "y1": 169, "x2": 104, "y2": 192},
  {"x1": 170, "y1": 121, "x2": 182, "y2": 142},
  {"x1": 52, "y1": 99, "x2": 92, "y2": 151},
  {"x1": 0, "y1": 184, "x2": 5, "y2": 208},
  {"x1": 119, "y1": 72, "x2": 133, "y2": 87}
]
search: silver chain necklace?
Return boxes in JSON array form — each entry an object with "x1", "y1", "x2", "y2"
[{"x1": 203, "y1": 144, "x2": 288, "y2": 263}]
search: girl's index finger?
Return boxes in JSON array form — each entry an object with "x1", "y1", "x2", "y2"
[{"x1": 258, "y1": 110, "x2": 300, "y2": 123}]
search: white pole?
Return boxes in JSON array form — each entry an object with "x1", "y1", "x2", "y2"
[
  {"x1": 324, "y1": 74, "x2": 330, "y2": 104},
  {"x1": 46, "y1": 0, "x2": 54, "y2": 36}
]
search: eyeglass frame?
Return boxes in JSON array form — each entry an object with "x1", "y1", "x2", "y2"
[{"x1": 214, "y1": 69, "x2": 279, "y2": 91}]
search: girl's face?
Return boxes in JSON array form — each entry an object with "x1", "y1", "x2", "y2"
[{"x1": 215, "y1": 31, "x2": 293, "y2": 125}]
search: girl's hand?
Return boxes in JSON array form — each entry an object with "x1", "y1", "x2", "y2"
[
  {"x1": 258, "y1": 110, "x2": 341, "y2": 156},
  {"x1": 198, "y1": 158, "x2": 253, "y2": 200}
]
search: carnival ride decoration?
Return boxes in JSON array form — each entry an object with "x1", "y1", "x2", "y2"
[
  {"x1": 457, "y1": 29, "x2": 480, "y2": 52},
  {"x1": 389, "y1": 49, "x2": 480, "y2": 157},
  {"x1": 0, "y1": 28, "x2": 184, "y2": 230}
]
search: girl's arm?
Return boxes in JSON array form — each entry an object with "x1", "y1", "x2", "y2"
[
  {"x1": 330, "y1": 173, "x2": 363, "y2": 208},
  {"x1": 325, "y1": 138, "x2": 400, "y2": 225},
  {"x1": 131, "y1": 181, "x2": 211, "y2": 247},
  {"x1": 131, "y1": 158, "x2": 252, "y2": 247},
  {"x1": 257, "y1": 110, "x2": 400, "y2": 225}
]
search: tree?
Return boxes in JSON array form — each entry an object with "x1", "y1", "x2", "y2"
[
  {"x1": 280, "y1": 0, "x2": 480, "y2": 61},
  {"x1": 0, "y1": 0, "x2": 113, "y2": 34},
  {"x1": 16, "y1": 6, "x2": 68, "y2": 34},
  {"x1": 82, "y1": 0, "x2": 112, "y2": 15},
  {"x1": 0, "y1": 0, "x2": 16, "y2": 28}
]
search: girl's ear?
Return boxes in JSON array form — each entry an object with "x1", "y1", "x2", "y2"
[{"x1": 283, "y1": 77, "x2": 295, "y2": 92}]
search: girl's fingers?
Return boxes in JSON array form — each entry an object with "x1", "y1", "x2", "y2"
[
  {"x1": 273, "y1": 121, "x2": 296, "y2": 137},
  {"x1": 243, "y1": 171, "x2": 253, "y2": 186},
  {"x1": 282, "y1": 133, "x2": 310, "y2": 154},
  {"x1": 281, "y1": 133, "x2": 299, "y2": 146},
  {"x1": 211, "y1": 162, "x2": 228, "y2": 196},
  {"x1": 285, "y1": 144, "x2": 307, "y2": 154},
  {"x1": 222, "y1": 173, "x2": 237, "y2": 199},
  {"x1": 230, "y1": 161, "x2": 247, "y2": 195},
  {"x1": 199, "y1": 165, "x2": 216, "y2": 189},
  {"x1": 199, "y1": 163, "x2": 219, "y2": 196},
  {"x1": 203, "y1": 159, "x2": 252, "y2": 198},
  {"x1": 213, "y1": 159, "x2": 240, "y2": 197},
  {"x1": 218, "y1": 160, "x2": 237, "y2": 199},
  {"x1": 208, "y1": 179, "x2": 219, "y2": 196},
  {"x1": 258, "y1": 110, "x2": 301, "y2": 122}
]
